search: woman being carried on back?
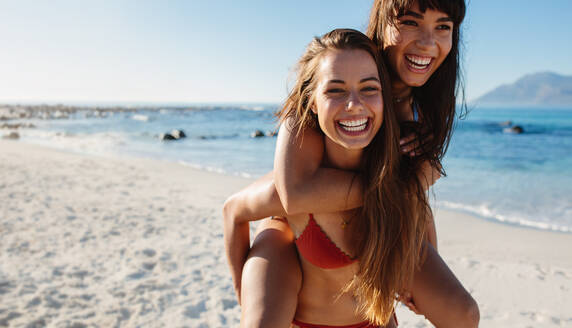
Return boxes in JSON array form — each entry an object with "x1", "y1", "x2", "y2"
[{"x1": 224, "y1": 0, "x2": 479, "y2": 327}]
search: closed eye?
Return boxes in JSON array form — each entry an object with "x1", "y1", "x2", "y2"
[
  {"x1": 400, "y1": 20, "x2": 417, "y2": 27},
  {"x1": 437, "y1": 24, "x2": 452, "y2": 31}
]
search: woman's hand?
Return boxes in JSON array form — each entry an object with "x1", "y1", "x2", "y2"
[{"x1": 399, "y1": 132, "x2": 433, "y2": 157}]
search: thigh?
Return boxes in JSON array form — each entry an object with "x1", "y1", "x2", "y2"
[
  {"x1": 409, "y1": 244, "x2": 479, "y2": 328},
  {"x1": 240, "y1": 218, "x2": 302, "y2": 328}
]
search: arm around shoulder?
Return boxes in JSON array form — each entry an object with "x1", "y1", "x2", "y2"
[{"x1": 273, "y1": 120, "x2": 364, "y2": 215}]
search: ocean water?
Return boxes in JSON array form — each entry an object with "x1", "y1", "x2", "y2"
[
  {"x1": 435, "y1": 107, "x2": 572, "y2": 232},
  {"x1": 13, "y1": 105, "x2": 572, "y2": 233}
]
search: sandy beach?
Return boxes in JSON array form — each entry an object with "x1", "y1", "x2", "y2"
[{"x1": 1, "y1": 139, "x2": 571, "y2": 327}]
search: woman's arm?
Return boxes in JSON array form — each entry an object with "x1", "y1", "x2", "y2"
[
  {"x1": 418, "y1": 160, "x2": 441, "y2": 250},
  {"x1": 426, "y1": 212, "x2": 438, "y2": 251},
  {"x1": 222, "y1": 172, "x2": 286, "y2": 302},
  {"x1": 274, "y1": 119, "x2": 439, "y2": 249},
  {"x1": 273, "y1": 119, "x2": 364, "y2": 215}
]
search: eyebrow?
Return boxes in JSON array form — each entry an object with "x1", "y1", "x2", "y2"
[
  {"x1": 361, "y1": 77, "x2": 380, "y2": 83},
  {"x1": 328, "y1": 77, "x2": 380, "y2": 84},
  {"x1": 399, "y1": 10, "x2": 453, "y2": 22}
]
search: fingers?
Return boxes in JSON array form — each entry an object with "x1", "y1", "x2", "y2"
[
  {"x1": 400, "y1": 133, "x2": 434, "y2": 157},
  {"x1": 400, "y1": 134, "x2": 418, "y2": 155},
  {"x1": 399, "y1": 133, "x2": 416, "y2": 146}
]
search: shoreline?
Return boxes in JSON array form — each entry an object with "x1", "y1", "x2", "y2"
[
  {"x1": 10, "y1": 137, "x2": 572, "y2": 235},
  {"x1": 1, "y1": 140, "x2": 571, "y2": 327}
]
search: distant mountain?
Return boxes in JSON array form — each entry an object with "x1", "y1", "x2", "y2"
[{"x1": 474, "y1": 72, "x2": 572, "y2": 107}]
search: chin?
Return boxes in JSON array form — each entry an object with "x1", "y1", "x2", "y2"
[
  {"x1": 344, "y1": 140, "x2": 371, "y2": 150},
  {"x1": 403, "y1": 76, "x2": 429, "y2": 87}
]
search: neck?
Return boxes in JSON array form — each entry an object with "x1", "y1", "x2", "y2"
[
  {"x1": 391, "y1": 79, "x2": 412, "y2": 103},
  {"x1": 323, "y1": 138, "x2": 363, "y2": 171}
]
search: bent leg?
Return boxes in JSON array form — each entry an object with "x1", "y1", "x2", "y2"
[
  {"x1": 240, "y1": 218, "x2": 302, "y2": 328},
  {"x1": 409, "y1": 243, "x2": 480, "y2": 328}
]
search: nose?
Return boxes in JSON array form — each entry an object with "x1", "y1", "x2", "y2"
[
  {"x1": 416, "y1": 27, "x2": 436, "y2": 50},
  {"x1": 346, "y1": 90, "x2": 363, "y2": 112}
]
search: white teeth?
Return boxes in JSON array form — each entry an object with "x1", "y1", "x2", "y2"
[
  {"x1": 339, "y1": 118, "x2": 367, "y2": 127},
  {"x1": 338, "y1": 118, "x2": 368, "y2": 132},
  {"x1": 406, "y1": 55, "x2": 431, "y2": 66}
]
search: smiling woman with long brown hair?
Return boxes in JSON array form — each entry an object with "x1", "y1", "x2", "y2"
[
  {"x1": 223, "y1": 0, "x2": 478, "y2": 327},
  {"x1": 227, "y1": 27, "x2": 422, "y2": 327}
]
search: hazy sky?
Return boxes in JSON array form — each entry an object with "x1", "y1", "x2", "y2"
[{"x1": 1, "y1": 0, "x2": 571, "y2": 104}]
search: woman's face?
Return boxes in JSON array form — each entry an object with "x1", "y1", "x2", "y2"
[
  {"x1": 383, "y1": 0, "x2": 453, "y2": 87},
  {"x1": 312, "y1": 49, "x2": 383, "y2": 151}
]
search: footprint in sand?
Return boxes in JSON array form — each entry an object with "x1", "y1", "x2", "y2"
[
  {"x1": 191, "y1": 270, "x2": 202, "y2": 282},
  {"x1": 19, "y1": 283, "x2": 37, "y2": 296},
  {"x1": 126, "y1": 270, "x2": 147, "y2": 281},
  {"x1": 222, "y1": 298, "x2": 237, "y2": 310},
  {"x1": 25, "y1": 318, "x2": 46, "y2": 328},
  {"x1": 142, "y1": 262, "x2": 156, "y2": 271},
  {"x1": 142, "y1": 248, "x2": 157, "y2": 257},
  {"x1": 26, "y1": 297, "x2": 42, "y2": 308},
  {"x1": 184, "y1": 300, "x2": 206, "y2": 319},
  {"x1": 0, "y1": 281, "x2": 15, "y2": 295},
  {"x1": 0, "y1": 312, "x2": 22, "y2": 327},
  {"x1": 68, "y1": 270, "x2": 90, "y2": 280},
  {"x1": 44, "y1": 294, "x2": 64, "y2": 309}
]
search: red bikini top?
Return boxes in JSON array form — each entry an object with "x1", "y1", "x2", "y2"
[{"x1": 295, "y1": 214, "x2": 357, "y2": 269}]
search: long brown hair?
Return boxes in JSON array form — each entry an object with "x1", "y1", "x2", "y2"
[
  {"x1": 367, "y1": 0, "x2": 467, "y2": 174},
  {"x1": 277, "y1": 28, "x2": 428, "y2": 326}
]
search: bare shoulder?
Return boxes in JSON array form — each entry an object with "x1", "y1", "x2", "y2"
[{"x1": 277, "y1": 119, "x2": 323, "y2": 150}]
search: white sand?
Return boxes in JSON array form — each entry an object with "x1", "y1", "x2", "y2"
[{"x1": 1, "y1": 140, "x2": 571, "y2": 327}]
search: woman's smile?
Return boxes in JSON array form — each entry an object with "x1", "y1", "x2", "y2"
[
  {"x1": 404, "y1": 54, "x2": 433, "y2": 72},
  {"x1": 336, "y1": 117, "x2": 371, "y2": 136}
]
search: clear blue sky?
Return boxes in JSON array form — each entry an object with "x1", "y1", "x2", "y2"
[{"x1": 1, "y1": 0, "x2": 571, "y2": 104}]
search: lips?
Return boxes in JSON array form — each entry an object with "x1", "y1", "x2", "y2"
[
  {"x1": 405, "y1": 54, "x2": 433, "y2": 71},
  {"x1": 337, "y1": 117, "x2": 370, "y2": 135}
]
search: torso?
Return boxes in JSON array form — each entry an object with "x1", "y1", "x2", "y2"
[{"x1": 286, "y1": 211, "x2": 368, "y2": 325}]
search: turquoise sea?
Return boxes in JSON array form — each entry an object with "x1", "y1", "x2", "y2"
[{"x1": 15, "y1": 105, "x2": 572, "y2": 233}]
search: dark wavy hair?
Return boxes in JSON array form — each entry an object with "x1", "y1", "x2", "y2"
[
  {"x1": 277, "y1": 28, "x2": 428, "y2": 326},
  {"x1": 367, "y1": 0, "x2": 467, "y2": 174}
]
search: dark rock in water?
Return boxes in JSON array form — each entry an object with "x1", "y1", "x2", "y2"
[
  {"x1": 0, "y1": 123, "x2": 36, "y2": 129},
  {"x1": 251, "y1": 130, "x2": 265, "y2": 138},
  {"x1": 266, "y1": 131, "x2": 278, "y2": 137},
  {"x1": 160, "y1": 133, "x2": 176, "y2": 141},
  {"x1": 160, "y1": 129, "x2": 186, "y2": 141},
  {"x1": 503, "y1": 125, "x2": 524, "y2": 134},
  {"x1": 171, "y1": 129, "x2": 186, "y2": 139},
  {"x1": 3, "y1": 132, "x2": 20, "y2": 139},
  {"x1": 499, "y1": 120, "x2": 512, "y2": 127}
]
